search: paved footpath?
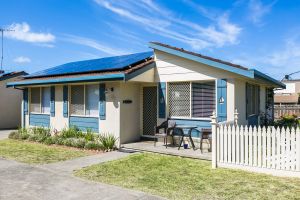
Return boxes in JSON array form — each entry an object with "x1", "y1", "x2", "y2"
[{"x1": 0, "y1": 130, "x2": 164, "y2": 200}]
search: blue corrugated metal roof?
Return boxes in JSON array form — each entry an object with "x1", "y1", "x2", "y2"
[{"x1": 27, "y1": 51, "x2": 153, "y2": 78}]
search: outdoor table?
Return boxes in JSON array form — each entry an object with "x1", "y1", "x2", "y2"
[{"x1": 174, "y1": 125, "x2": 197, "y2": 150}]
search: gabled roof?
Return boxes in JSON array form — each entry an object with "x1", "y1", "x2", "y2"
[
  {"x1": 149, "y1": 42, "x2": 285, "y2": 88},
  {"x1": 0, "y1": 71, "x2": 27, "y2": 81},
  {"x1": 26, "y1": 51, "x2": 154, "y2": 78}
]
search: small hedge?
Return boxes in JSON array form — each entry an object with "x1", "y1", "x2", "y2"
[{"x1": 9, "y1": 127, "x2": 117, "y2": 151}]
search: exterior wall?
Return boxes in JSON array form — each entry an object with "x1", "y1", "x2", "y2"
[
  {"x1": 119, "y1": 82, "x2": 141, "y2": 144},
  {"x1": 0, "y1": 76, "x2": 23, "y2": 129},
  {"x1": 99, "y1": 82, "x2": 121, "y2": 141},
  {"x1": 227, "y1": 79, "x2": 235, "y2": 122},
  {"x1": 50, "y1": 85, "x2": 68, "y2": 131},
  {"x1": 154, "y1": 50, "x2": 240, "y2": 82},
  {"x1": 234, "y1": 79, "x2": 247, "y2": 124}
]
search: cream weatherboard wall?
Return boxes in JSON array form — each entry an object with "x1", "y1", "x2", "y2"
[{"x1": 119, "y1": 82, "x2": 141, "y2": 144}]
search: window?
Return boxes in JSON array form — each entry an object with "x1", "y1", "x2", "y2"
[
  {"x1": 168, "y1": 82, "x2": 215, "y2": 118},
  {"x1": 30, "y1": 87, "x2": 50, "y2": 114},
  {"x1": 246, "y1": 83, "x2": 260, "y2": 117},
  {"x1": 192, "y1": 82, "x2": 215, "y2": 118},
  {"x1": 169, "y1": 82, "x2": 190, "y2": 117},
  {"x1": 70, "y1": 84, "x2": 99, "y2": 116}
]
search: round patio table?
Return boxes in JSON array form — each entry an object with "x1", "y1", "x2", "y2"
[{"x1": 174, "y1": 125, "x2": 197, "y2": 150}]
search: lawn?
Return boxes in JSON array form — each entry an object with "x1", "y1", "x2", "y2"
[
  {"x1": 75, "y1": 153, "x2": 300, "y2": 200},
  {"x1": 0, "y1": 139, "x2": 90, "y2": 164}
]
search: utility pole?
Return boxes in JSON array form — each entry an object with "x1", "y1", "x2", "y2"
[{"x1": 0, "y1": 28, "x2": 14, "y2": 72}]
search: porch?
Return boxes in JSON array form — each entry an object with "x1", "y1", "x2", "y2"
[{"x1": 121, "y1": 140, "x2": 212, "y2": 160}]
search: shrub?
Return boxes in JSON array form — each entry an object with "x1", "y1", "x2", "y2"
[
  {"x1": 9, "y1": 128, "x2": 30, "y2": 140},
  {"x1": 72, "y1": 138, "x2": 86, "y2": 148},
  {"x1": 60, "y1": 126, "x2": 82, "y2": 139},
  {"x1": 63, "y1": 138, "x2": 76, "y2": 147},
  {"x1": 43, "y1": 137, "x2": 55, "y2": 145},
  {"x1": 28, "y1": 134, "x2": 40, "y2": 142},
  {"x1": 84, "y1": 141, "x2": 103, "y2": 150},
  {"x1": 84, "y1": 129, "x2": 95, "y2": 141},
  {"x1": 53, "y1": 136, "x2": 65, "y2": 145},
  {"x1": 274, "y1": 114, "x2": 300, "y2": 128},
  {"x1": 99, "y1": 133, "x2": 118, "y2": 151},
  {"x1": 8, "y1": 131, "x2": 20, "y2": 139},
  {"x1": 31, "y1": 127, "x2": 51, "y2": 137}
]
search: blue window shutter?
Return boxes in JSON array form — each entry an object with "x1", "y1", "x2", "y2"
[
  {"x1": 23, "y1": 88, "x2": 28, "y2": 115},
  {"x1": 158, "y1": 82, "x2": 166, "y2": 118},
  {"x1": 50, "y1": 86, "x2": 55, "y2": 117},
  {"x1": 99, "y1": 83, "x2": 106, "y2": 120},
  {"x1": 217, "y1": 79, "x2": 227, "y2": 122},
  {"x1": 63, "y1": 86, "x2": 68, "y2": 118}
]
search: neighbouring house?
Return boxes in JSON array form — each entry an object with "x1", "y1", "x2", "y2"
[
  {"x1": 0, "y1": 71, "x2": 28, "y2": 129},
  {"x1": 7, "y1": 42, "x2": 284, "y2": 144},
  {"x1": 274, "y1": 79, "x2": 300, "y2": 118},
  {"x1": 274, "y1": 79, "x2": 300, "y2": 105}
]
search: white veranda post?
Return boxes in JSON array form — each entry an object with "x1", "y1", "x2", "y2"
[{"x1": 210, "y1": 110, "x2": 217, "y2": 168}]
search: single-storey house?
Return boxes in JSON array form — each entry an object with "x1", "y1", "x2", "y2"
[
  {"x1": 0, "y1": 71, "x2": 28, "y2": 129},
  {"x1": 7, "y1": 42, "x2": 284, "y2": 144}
]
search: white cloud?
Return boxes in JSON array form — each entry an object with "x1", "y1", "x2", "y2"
[
  {"x1": 13, "y1": 56, "x2": 31, "y2": 63},
  {"x1": 248, "y1": 0, "x2": 276, "y2": 25},
  {"x1": 265, "y1": 37, "x2": 300, "y2": 68},
  {"x1": 63, "y1": 34, "x2": 129, "y2": 55},
  {"x1": 5, "y1": 22, "x2": 55, "y2": 43},
  {"x1": 94, "y1": 0, "x2": 241, "y2": 50}
]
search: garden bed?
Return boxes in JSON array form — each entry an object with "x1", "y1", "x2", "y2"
[{"x1": 8, "y1": 127, "x2": 117, "y2": 152}]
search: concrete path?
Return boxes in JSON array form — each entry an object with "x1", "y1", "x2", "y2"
[
  {"x1": 0, "y1": 129, "x2": 163, "y2": 200},
  {"x1": 40, "y1": 151, "x2": 133, "y2": 174},
  {"x1": 0, "y1": 158, "x2": 163, "y2": 200},
  {"x1": 0, "y1": 129, "x2": 13, "y2": 140}
]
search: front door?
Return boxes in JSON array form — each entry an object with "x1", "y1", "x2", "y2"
[{"x1": 143, "y1": 86, "x2": 157, "y2": 136}]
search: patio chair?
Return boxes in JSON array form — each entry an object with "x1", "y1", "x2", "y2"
[
  {"x1": 200, "y1": 128, "x2": 212, "y2": 153},
  {"x1": 153, "y1": 120, "x2": 176, "y2": 148}
]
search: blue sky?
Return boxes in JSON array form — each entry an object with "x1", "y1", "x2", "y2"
[{"x1": 1, "y1": 0, "x2": 300, "y2": 79}]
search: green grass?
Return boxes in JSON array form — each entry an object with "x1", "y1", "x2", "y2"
[
  {"x1": 0, "y1": 139, "x2": 89, "y2": 164},
  {"x1": 75, "y1": 153, "x2": 300, "y2": 200}
]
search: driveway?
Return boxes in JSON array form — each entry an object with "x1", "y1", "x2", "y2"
[
  {"x1": 0, "y1": 157, "x2": 163, "y2": 200},
  {"x1": 0, "y1": 129, "x2": 13, "y2": 140}
]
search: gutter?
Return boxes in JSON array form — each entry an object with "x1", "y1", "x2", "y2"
[
  {"x1": 7, "y1": 73, "x2": 125, "y2": 87},
  {"x1": 251, "y1": 69, "x2": 286, "y2": 89}
]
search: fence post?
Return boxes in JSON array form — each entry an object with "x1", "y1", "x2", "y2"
[
  {"x1": 234, "y1": 108, "x2": 239, "y2": 126},
  {"x1": 211, "y1": 110, "x2": 218, "y2": 169}
]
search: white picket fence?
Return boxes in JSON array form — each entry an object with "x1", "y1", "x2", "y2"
[{"x1": 211, "y1": 111, "x2": 300, "y2": 178}]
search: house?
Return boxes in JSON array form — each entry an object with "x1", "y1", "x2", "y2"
[
  {"x1": 7, "y1": 42, "x2": 284, "y2": 144},
  {"x1": 0, "y1": 71, "x2": 28, "y2": 129},
  {"x1": 274, "y1": 79, "x2": 300, "y2": 105}
]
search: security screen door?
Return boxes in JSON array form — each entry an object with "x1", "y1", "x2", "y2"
[{"x1": 143, "y1": 86, "x2": 157, "y2": 136}]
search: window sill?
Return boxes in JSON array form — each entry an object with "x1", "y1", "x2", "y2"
[
  {"x1": 169, "y1": 116, "x2": 211, "y2": 121},
  {"x1": 30, "y1": 112, "x2": 50, "y2": 115},
  {"x1": 70, "y1": 115, "x2": 99, "y2": 118}
]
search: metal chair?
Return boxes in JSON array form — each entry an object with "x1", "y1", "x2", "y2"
[
  {"x1": 200, "y1": 128, "x2": 212, "y2": 153},
  {"x1": 153, "y1": 120, "x2": 176, "y2": 148}
]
